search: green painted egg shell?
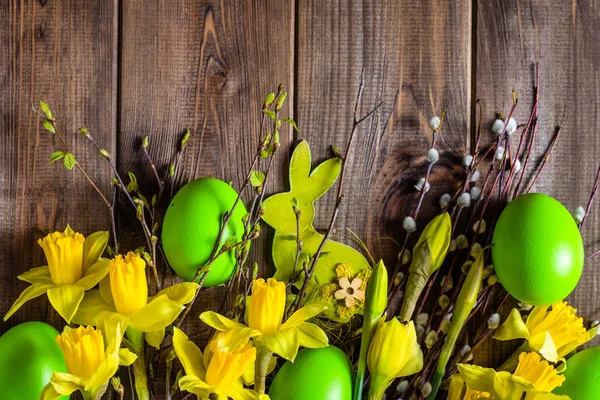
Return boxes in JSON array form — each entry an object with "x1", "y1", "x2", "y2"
[
  {"x1": 553, "y1": 347, "x2": 600, "y2": 399},
  {"x1": 0, "y1": 322, "x2": 67, "y2": 399},
  {"x1": 162, "y1": 178, "x2": 248, "y2": 287},
  {"x1": 269, "y1": 346, "x2": 354, "y2": 400},
  {"x1": 492, "y1": 193, "x2": 584, "y2": 306}
]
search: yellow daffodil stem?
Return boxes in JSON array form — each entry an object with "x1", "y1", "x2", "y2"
[
  {"x1": 127, "y1": 327, "x2": 150, "y2": 400},
  {"x1": 497, "y1": 343, "x2": 530, "y2": 372},
  {"x1": 254, "y1": 342, "x2": 273, "y2": 394},
  {"x1": 427, "y1": 251, "x2": 485, "y2": 400}
]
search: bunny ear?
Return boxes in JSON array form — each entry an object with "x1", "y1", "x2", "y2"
[
  {"x1": 305, "y1": 157, "x2": 342, "y2": 201},
  {"x1": 289, "y1": 140, "x2": 312, "y2": 189}
]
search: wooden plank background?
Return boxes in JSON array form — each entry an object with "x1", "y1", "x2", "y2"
[{"x1": 1, "y1": 0, "x2": 599, "y2": 398}]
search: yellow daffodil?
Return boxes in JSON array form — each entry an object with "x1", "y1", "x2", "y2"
[
  {"x1": 40, "y1": 314, "x2": 137, "y2": 400},
  {"x1": 4, "y1": 225, "x2": 110, "y2": 323},
  {"x1": 367, "y1": 317, "x2": 423, "y2": 400},
  {"x1": 173, "y1": 327, "x2": 266, "y2": 399},
  {"x1": 448, "y1": 352, "x2": 568, "y2": 400},
  {"x1": 494, "y1": 301, "x2": 597, "y2": 363},
  {"x1": 201, "y1": 278, "x2": 329, "y2": 361},
  {"x1": 73, "y1": 251, "x2": 199, "y2": 348}
]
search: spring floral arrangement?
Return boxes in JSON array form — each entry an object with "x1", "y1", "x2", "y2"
[{"x1": 3, "y1": 68, "x2": 600, "y2": 400}]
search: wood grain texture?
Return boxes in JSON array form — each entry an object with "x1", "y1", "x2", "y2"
[
  {"x1": 295, "y1": 0, "x2": 472, "y2": 276},
  {"x1": 118, "y1": 0, "x2": 294, "y2": 353},
  {"x1": 0, "y1": 0, "x2": 117, "y2": 331},
  {"x1": 475, "y1": 0, "x2": 600, "y2": 366}
]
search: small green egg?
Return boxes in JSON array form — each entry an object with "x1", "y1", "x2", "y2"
[
  {"x1": 0, "y1": 321, "x2": 67, "y2": 399},
  {"x1": 492, "y1": 193, "x2": 584, "y2": 306},
  {"x1": 269, "y1": 346, "x2": 354, "y2": 400},
  {"x1": 162, "y1": 178, "x2": 247, "y2": 287},
  {"x1": 553, "y1": 347, "x2": 600, "y2": 399}
]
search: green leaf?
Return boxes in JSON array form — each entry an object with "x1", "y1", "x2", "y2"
[
  {"x1": 250, "y1": 170, "x2": 266, "y2": 187},
  {"x1": 63, "y1": 153, "x2": 76, "y2": 170},
  {"x1": 126, "y1": 172, "x2": 138, "y2": 193},
  {"x1": 40, "y1": 100, "x2": 53, "y2": 120},
  {"x1": 276, "y1": 91, "x2": 288, "y2": 111},
  {"x1": 264, "y1": 92, "x2": 276, "y2": 108},
  {"x1": 260, "y1": 144, "x2": 274, "y2": 159},
  {"x1": 169, "y1": 163, "x2": 175, "y2": 176},
  {"x1": 142, "y1": 136, "x2": 149, "y2": 148},
  {"x1": 49, "y1": 151, "x2": 65, "y2": 164},
  {"x1": 43, "y1": 120, "x2": 55, "y2": 134},
  {"x1": 181, "y1": 129, "x2": 191, "y2": 150},
  {"x1": 262, "y1": 109, "x2": 276, "y2": 122},
  {"x1": 281, "y1": 117, "x2": 299, "y2": 132}
]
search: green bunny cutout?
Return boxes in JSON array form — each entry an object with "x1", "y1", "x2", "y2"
[{"x1": 262, "y1": 140, "x2": 371, "y2": 322}]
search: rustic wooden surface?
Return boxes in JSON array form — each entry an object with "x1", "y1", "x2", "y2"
[{"x1": 1, "y1": 0, "x2": 600, "y2": 398}]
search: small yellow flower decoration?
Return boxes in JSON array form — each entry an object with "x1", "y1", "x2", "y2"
[
  {"x1": 494, "y1": 301, "x2": 598, "y2": 362},
  {"x1": 173, "y1": 327, "x2": 266, "y2": 400},
  {"x1": 73, "y1": 252, "x2": 199, "y2": 348},
  {"x1": 4, "y1": 225, "x2": 110, "y2": 323},
  {"x1": 200, "y1": 278, "x2": 328, "y2": 361},
  {"x1": 40, "y1": 314, "x2": 137, "y2": 400},
  {"x1": 447, "y1": 352, "x2": 568, "y2": 400},
  {"x1": 334, "y1": 276, "x2": 365, "y2": 307}
]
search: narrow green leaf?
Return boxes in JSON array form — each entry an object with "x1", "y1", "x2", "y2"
[
  {"x1": 181, "y1": 129, "x2": 191, "y2": 150},
  {"x1": 250, "y1": 170, "x2": 266, "y2": 187},
  {"x1": 63, "y1": 153, "x2": 76, "y2": 170},
  {"x1": 264, "y1": 92, "x2": 276, "y2": 108},
  {"x1": 262, "y1": 109, "x2": 276, "y2": 122},
  {"x1": 128, "y1": 171, "x2": 137, "y2": 183},
  {"x1": 49, "y1": 151, "x2": 65, "y2": 163},
  {"x1": 40, "y1": 100, "x2": 53, "y2": 120},
  {"x1": 169, "y1": 163, "x2": 175, "y2": 176},
  {"x1": 281, "y1": 117, "x2": 299, "y2": 132},
  {"x1": 276, "y1": 91, "x2": 288, "y2": 111},
  {"x1": 43, "y1": 120, "x2": 55, "y2": 134},
  {"x1": 142, "y1": 136, "x2": 149, "y2": 148}
]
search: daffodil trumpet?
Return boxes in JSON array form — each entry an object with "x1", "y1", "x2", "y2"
[
  {"x1": 493, "y1": 301, "x2": 598, "y2": 371},
  {"x1": 354, "y1": 260, "x2": 388, "y2": 400},
  {"x1": 447, "y1": 352, "x2": 568, "y2": 400},
  {"x1": 399, "y1": 212, "x2": 451, "y2": 322},
  {"x1": 4, "y1": 225, "x2": 110, "y2": 323},
  {"x1": 40, "y1": 314, "x2": 137, "y2": 400},
  {"x1": 428, "y1": 249, "x2": 485, "y2": 400},
  {"x1": 200, "y1": 278, "x2": 329, "y2": 393}
]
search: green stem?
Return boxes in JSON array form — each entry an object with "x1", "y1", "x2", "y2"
[
  {"x1": 127, "y1": 327, "x2": 150, "y2": 400},
  {"x1": 254, "y1": 342, "x2": 273, "y2": 394}
]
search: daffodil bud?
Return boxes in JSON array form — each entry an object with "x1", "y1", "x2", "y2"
[
  {"x1": 367, "y1": 318, "x2": 423, "y2": 400},
  {"x1": 399, "y1": 213, "x2": 452, "y2": 321}
]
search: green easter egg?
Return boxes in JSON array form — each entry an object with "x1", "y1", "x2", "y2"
[
  {"x1": 269, "y1": 346, "x2": 354, "y2": 400},
  {"x1": 0, "y1": 322, "x2": 67, "y2": 400},
  {"x1": 553, "y1": 347, "x2": 600, "y2": 399},
  {"x1": 162, "y1": 178, "x2": 247, "y2": 287},
  {"x1": 492, "y1": 193, "x2": 584, "y2": 306}
]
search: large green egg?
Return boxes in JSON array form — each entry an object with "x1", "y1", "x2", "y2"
[
  {"x1": 269, "y1": 346, "x2": 354, "y2": 400},
  {"x1": 553, "y1": 347, "x2": 600, "y2": 399},
  {"x1": 492, "y1": 193, "x2": 584, "y2": 306},
  {"x1": 0, "y1": 322, "x2": 67, "y2": 399},
  {"x1": 162, "y1": 178, "x2": 247, "y2": 287}
]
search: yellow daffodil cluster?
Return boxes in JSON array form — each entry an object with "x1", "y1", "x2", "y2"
[
  {"x1": 4, "y1": 226, "x2": 110, "y2": 323},
  {"x1": 448, "y1": 352, "x2": 568, "y2": 400}
]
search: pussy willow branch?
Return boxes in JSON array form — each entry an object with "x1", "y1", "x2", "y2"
[
  {"x1": 46, "y1": 119, "x2": 119, "y2": 249},
  {"x1": 580, "y1": 162, "x2": 600, "y2": 228},
  {"x1": 526, "y1": 119, "x2": 563, "y2": 194},
  {"x1": 294, "y1": 69, "x2": 383, "y2": 311}
]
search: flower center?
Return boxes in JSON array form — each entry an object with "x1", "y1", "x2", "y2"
[{"x1": 346, "y1": 287, "x2": 355, "y2": 295}]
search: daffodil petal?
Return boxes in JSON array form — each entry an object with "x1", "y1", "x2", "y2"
[
  {"x1": 82, "y1": 231, "x2": 109, "y2": 273},
  {"x1": 128, "y1": 295, "x2": 184, "y2": 332},
  {"x1": 262, "y1": 329, "x2": 299, "y2": 361},
  {"x1": 47, "y1": 284, "x2": 86, "y2": 323},
  {"x1": 398, "y1": 335, "x2": 424, "y2": 377},
  {"x1": 178, "y1": 375, "x2": 213, "y2": 397},
  {"x1": 281, "y1": 304, "x2": 327, "y2": 330},
  {"x1": 85, "y1": 350, "x2": 119, "y2": 392},
  {"x1": 17, "y1": 266, "x2": 53, "y2": 284},
  {"x1": 230, "y1": 386, "x2": 263, "y2": 400},
  {"x1": 534, "y1": 331, "x2": 559, "y2": 363},
  {"x1": 72, "y1": 290, "x2": 117, "y2": 326},
  {"x1": 145, "y1": 329, "x2": 165, "y2": 349},
  {"x1": 49, "y1": 372, "x2": 85, "y2": 394},
  {"x1": 214, "y1": 327, "x2": 260, "y2": 352},
  {"x1": 75, "y1": 258, "x2": 110, "y2": 290},
  {"x1": 3, "y1": 282, "x2": 54, "y2": 321},
  {"x1": 99, "y1": 276, "x2": 115, "y2": 306},
  {"x1": 40, "y1": 382, "x2": 65, "y2": 400},
  {"x1": 493, "y1": 308, "x2": 531, "y2": 341},
  {"x1": 173, "y1": 327, "x2": 206, "y2": 379},
  {"x1": 119, "y1": 348, "x2": 137, "y2": 366},
  {"x1": 296, "y1": 322, "x2": 328, "y2": 348},
  {"x1": 456, "y1": 363, "x2": 499, "y2": 395},
  {"x1": 447, "y1": 374, "x2": 466, "y2": 400},
  {"x1": 153, "y1": 282, "x2": 199, "y2": 304},
  {"x1": 200, "y1": 311, "x2": 248, "y2": 332}
]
